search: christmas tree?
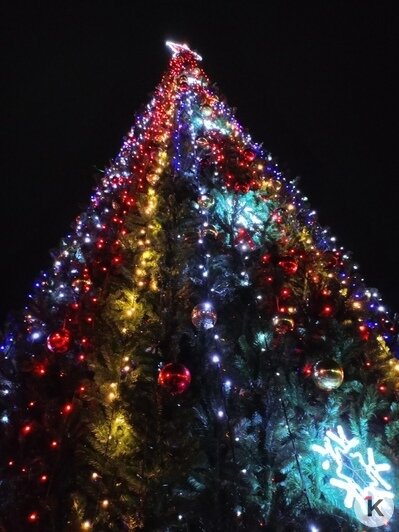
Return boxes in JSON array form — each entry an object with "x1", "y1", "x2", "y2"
[{"x1": 1, "y1": 42, "x2": 398, "y2": 531}]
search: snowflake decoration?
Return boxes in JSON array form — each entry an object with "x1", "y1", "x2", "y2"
[{"x1": 312, "y1": 425, "x2": 394, "y2": 511}]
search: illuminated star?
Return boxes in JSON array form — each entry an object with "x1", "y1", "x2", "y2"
[{"x1": 165, "y1": 41, "x2": 202, "y2": 61}]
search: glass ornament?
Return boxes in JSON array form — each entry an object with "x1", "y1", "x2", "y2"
[
  {"x1": 277, "y1": 257, "x2": 298, "y2": 275},
  {"x1": 158, "y1": 363, "x2": 191, "y2": 395},
  {"x1": 195, "y1": 137, "x2": 210, "y2": 149},
  {"x1": 197, "y1": 194, "x2": 214, "y2": 209},
  {"x1": 47, "y1": 329, "x2": 71, "y2": 353},
  {"x1": 272, "y1": 316, "x2": 295, "y2": 335},
  {"x1": 312, "y1": 359, "x2": 344, "y2": 391},
  {"x1": 191, "y1": 302, "x2": 217, "y2": 330}
]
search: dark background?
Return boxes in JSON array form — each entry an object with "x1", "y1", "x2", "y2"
[{"x1": 0, "y1": 2, "x2": 398, "y2": 322}]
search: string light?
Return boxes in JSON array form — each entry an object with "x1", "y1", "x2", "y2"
[{"x1": 0, "y1": 39, "x2": 397, "y2": 531}]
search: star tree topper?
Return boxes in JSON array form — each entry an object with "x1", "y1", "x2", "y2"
[{"x1": 166, "y1": 41, "x2": 202, "y2": 61}]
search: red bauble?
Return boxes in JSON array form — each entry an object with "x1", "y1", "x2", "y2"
[
  {"x1": 47, "y1": 329, "x2": 71, "y2": 353},
  {"x1": 243, "y1": 148, "x2": 256, "y2": 162},
  {"x1": 358, "y1": 324, "x2": 371, "y2": 341},
  {"x1": 277, "y1": 257, "x2": 298, "y2": 275},
  {"x1": 158, "y1": 363, "x2": 191, "y2": 395}
]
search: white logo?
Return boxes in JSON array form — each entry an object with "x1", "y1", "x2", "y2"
[{"x1": 354, "y1": 487, "x2": 395, "y2": 527}]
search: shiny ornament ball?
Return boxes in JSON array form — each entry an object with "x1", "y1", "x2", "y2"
[
  {"x1": 243, "y1": 149, "x2": 256, "y2": 162},
  {"x1": 158, "y1": 363, "x2": 191, "y2": 395},
  {"x1": 312, "y1": 359, "x2": 344, "y2": 391},
  {"x1": 358, "y1": 324, "x2": 371, "y2": 341},
  {"x1": 272, "y1": 316, "x2": 295, "y2": 335},
  {"x1": 199, "y1": 224, "x2": 219, "y2": 239},
  {"x1": 197, "y1": 193, "x2": 214, "y2": 209},
  {"x1": 191, "y1": 303, "x2": 217, "y2": 330},
  {"x1": 196, "y1": 137, "x2": 210, "y2": 149},
  {"x1": 277, "y1": 257, "x2": 298, "y2": 275},
  {"x1": 47, "y1": 329, "x2": 71, "y2": 353},
  {"x1": 146, "y1": 173, "x2": 161, "y2": 186}
]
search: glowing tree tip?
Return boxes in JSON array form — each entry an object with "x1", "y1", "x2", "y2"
[{"x1": 165, "y1": 41, "x2": 202, "y2": 61}]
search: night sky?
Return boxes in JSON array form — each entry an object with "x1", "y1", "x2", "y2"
[{"x1": 1, "y1": 3, "x2": 398, "y2": 323}]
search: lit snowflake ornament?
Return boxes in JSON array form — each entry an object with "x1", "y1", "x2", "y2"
[{"x1": 312, "y1": 425, "x2": 394, "y2": 527}]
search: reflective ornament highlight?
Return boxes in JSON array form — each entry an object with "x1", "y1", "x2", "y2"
[
  {"x1": 196, "y1": 137, "x2": 210, "y2": 150},
  {"x1": 197, "y1": 193, "x2": 214, "y2": 209},
  {"x1": 312, "y1": 359, "x2": 344, "y2": 391},
  {"x1": 277, "y1": 257, "x2": 298, "y2": 276},
  {"x1": 47, "y1": 329, "x2": 71, "y2": 353},
  {"x1": 243, "y1": 149, "x2": 256, "y2": 162},
  {"x1": 158, "y1": 363, "x2": 191, "y2": 395},
  {"x1": 272, "y1": 316, "x2": 295, "y2": 335},
  {"x1": 199, "y1": 225, "x2": 219, "y2": 239},
  {"x1": 191, "y1": 302, "x2": 217, "y2": 330}
]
